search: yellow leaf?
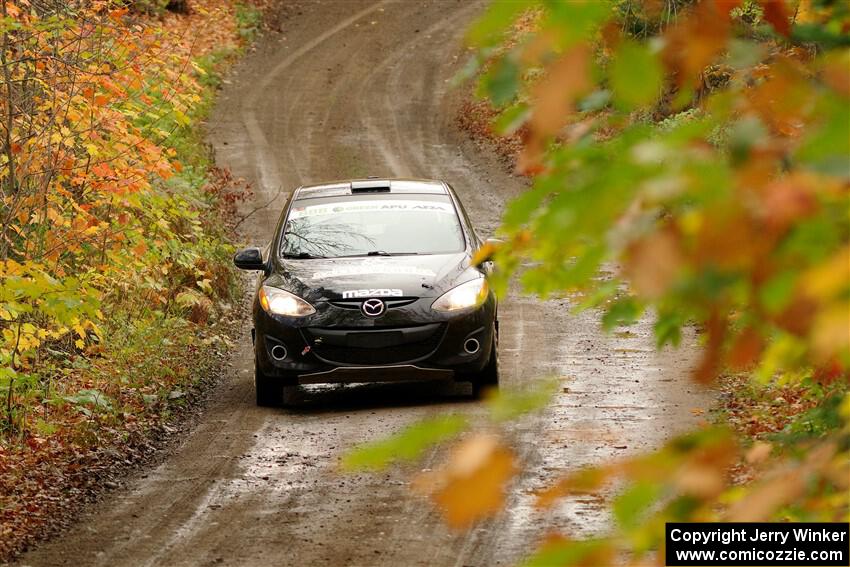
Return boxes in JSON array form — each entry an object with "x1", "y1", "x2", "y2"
[
  {"x1": 810, "y1": 302, "x2": 850, "y2": 362},
  {"x1": 803, "y1": 246, "x2": 850, "y2": 300},
  {"x1": 471, "y1": 241, "x2": 499, "y2": 266}
]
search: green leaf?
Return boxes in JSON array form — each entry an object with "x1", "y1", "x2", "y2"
[
  {"x1": 480, "y1": 56, "x2": 520, "y2": 108},
  {"x1": 613, "y1": 481, "x2": 661, "y2": 529},
  {"x1": 759, "y1": 271, "x2": 796, "y2": 314},
  {"x1": 578, "y1": 89, "x2": 611, "y2": 112},
  {"x1": 493, "y1": 102, "x2": 530, "y2": 135},
  {"x1": 545, "y1": 0, "x2": 612, "y2": 46},
  {"x1": 466, "y1": 1, "x2": 534, "y2": 47},
  {"x1": 503, "y1": 180, "x2": 555, "y2": 230},
  {"x1": 519, "y1": 538, "x2": 608, "y2": 567},
  {"x1": 728, "y1": 116, "x2": 768, "y2": 164},
  {"x1": 654, "y1": 308, "x2": 684, "y2": 348},
  {"x1": 342, "y1": 415, "x2": 468, "y2": 471},
  {"x1": 62, "y1": 388, "x2": 114, "y2": 412},
  {"x1": 488, "y1": 380, "x2": 559, "y2": 422},
  {"x1": 796, "y1": 98, "x2": 850, "y2": 178},
  {"x1": 575, "y1": 280, "x2": 619, "y2": 311},
  {"x1": 602, "y1": 297, "x2": 642, "y2": 330},
  {"x1": 610, "y1": 40, "x2": 662, "y2": 110}
]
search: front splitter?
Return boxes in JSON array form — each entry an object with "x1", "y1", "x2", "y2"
[{"x1": 297, "y1": 365, "x2": 454, "y2": 385}]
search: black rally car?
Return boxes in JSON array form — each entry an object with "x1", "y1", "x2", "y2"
[{"x1": 233, "y1": 178, "x2": 499, "y2": 406}]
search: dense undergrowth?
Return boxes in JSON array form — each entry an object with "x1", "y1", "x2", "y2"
[{"x1": 0, "y1": 0, "x2": 267, "y2": 558}]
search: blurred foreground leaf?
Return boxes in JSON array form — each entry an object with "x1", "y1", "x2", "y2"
[
  {"x1": 342, "y1": 415, "x2": 468, "y2": 471},
  {"x1": 487, "y1": 379, "x2": 559, "y2": 422},
  {"x1": 414, "y1": 434, "x2": 517, "y2": 528}
]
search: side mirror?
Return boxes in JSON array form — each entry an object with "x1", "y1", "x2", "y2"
[{"x1": 233, "y1": 247, "x2": 266, "y2": 271}]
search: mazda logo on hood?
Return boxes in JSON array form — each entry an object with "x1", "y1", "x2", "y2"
[{"x1": 361, "y1": 298, "x2": 386, "y2": 317}]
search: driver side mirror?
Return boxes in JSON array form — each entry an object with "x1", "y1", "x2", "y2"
[{"x1": 233, "y1": 247, "x2": 266, "y2": 271}]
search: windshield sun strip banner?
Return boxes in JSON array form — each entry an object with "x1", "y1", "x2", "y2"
[
  {"x1": 312, "y1": 264, "x2": 437, "y2": 280},
  {"x1": 288, "y1": 200, "x2": 455, "y2": 220}
]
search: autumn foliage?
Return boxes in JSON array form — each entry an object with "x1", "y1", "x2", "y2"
[{"x1": 0, "y1": 0, "x2": 260, "y2": 558}]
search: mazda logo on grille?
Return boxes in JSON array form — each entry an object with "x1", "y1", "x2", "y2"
[{"x1": 361, "y1": 298, "x2": 386, "y2": 317}]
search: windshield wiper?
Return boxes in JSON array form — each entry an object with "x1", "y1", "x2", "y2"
[
  {"x1": 337, "y1": 251, "x2": 421, "y2": 258},
  {"x1": 283, "y1": 252, "x2": 326, "y2": 259}
]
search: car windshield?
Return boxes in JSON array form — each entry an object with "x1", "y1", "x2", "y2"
[{"x1": 280, "y1": 195, "x2": 465, "y2": 258}]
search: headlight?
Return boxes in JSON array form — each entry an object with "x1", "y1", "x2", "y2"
[
  {"x1": 259, "y1": 286, "x2": 315, "y2": 317},
  {"x1": 432, "y1": 278, "x2": 489, "y2": 312}
]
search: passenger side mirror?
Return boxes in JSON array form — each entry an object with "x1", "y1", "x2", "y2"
[{"x1": 233, "y1": 247, "x2": 266, "y2": 271}]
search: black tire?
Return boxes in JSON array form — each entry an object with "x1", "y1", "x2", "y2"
[
  {"x1": 255, "y1": 363, "x2": 281, "y2": 407},
  {"x1": 472, "y1": 334, "x2": 499, "y2": 399}
]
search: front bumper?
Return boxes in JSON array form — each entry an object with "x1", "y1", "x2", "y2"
[
  {"x1": 297, "y1": 365, "x2": 455, "y2": 385},
  {"x1": 253, "y1": 295, "x2": 496, "y2": 385}
]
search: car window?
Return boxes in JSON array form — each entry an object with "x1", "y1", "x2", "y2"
[{"x1": 280, "y1": 195, "x2": 465, "y2": 258}]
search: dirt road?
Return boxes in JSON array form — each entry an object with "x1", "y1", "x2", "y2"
[{"x1": 19, "y1": 2, "x2": 711, "y2": 565}]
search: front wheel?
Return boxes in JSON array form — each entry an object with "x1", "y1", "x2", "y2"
[
  {"x1": 472, "y1": 335, "x2": 499, "y2": 398},
  {"x1": 255, "y1": 363, "x2": 281, "y2": 407}
]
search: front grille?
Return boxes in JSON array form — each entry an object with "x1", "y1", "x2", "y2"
[
  {"x1": 302, "y1": 323, "x2": 445, "y2": 365},
  {"x1": 328, "y1": 297, "x2": 418, "y2": 310}
]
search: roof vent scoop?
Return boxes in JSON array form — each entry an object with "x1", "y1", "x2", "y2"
[{"x1": 350, "y1": 179, "x2": 391, "y2": 193}]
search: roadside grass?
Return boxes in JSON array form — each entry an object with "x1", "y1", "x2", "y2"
[{"x1": 236, "y1": 2, "x2": 265, "y2": 42}]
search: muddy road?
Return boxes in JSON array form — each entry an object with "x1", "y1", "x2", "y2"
[{"x1": 19, "y1": 1, "x2": 711, "y2": 566}]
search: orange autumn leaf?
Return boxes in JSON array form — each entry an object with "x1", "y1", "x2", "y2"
[
  {"x1": 759, "y1": 0, "x2": 792, "y2": 37},
  {"x1": 694, "y1": 310, "x2": 728, "y2": 384},
  {"x1": 663, "y1": 0, "x2": 731, "y2": 85},
  {"x1": 471, "y1": 240, "x2": 498, "y2": 266},
  {"x1": 624, "y1": 228, "x2": 683, "y2": 299},
  {"x1": 727, "y1": 442, "x2": 837, "y2": 521},
  {"x1": 728, "y1": 327, "x2": 765, "y2": 370},
  {"x1": 535, "y1": 465, "x2": 617, "y2": 509},
  {"x1": 712, "y1": 0, "x2": 743, "y2": 19},
  {"x1": 521, "y1": 45, "x2": 591, "y2": 173},
  {"x1": 821, "y1": 51, "x2": 850, "y2": 97},
  {"x1": 413, "y1": 434, "x2": 517, "y2": 529}
]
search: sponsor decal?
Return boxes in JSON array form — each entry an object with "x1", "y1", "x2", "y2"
[
  {"x1": 341, "y1": 288, "x2": 403, "y2": 299},
  {"x1": 289, "y1": 200, "x2": 455, "y2": 220},
  {"x1": 312, "y1": 264, "x2": 436, "y2": 280}
]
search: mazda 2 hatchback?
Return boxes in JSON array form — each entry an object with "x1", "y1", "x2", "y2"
[{"x1": 234, "y1": 178, "x2": 498, "y2": 406}]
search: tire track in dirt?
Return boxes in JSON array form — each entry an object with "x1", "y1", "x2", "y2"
[{"x1": 18, "y1": 2, "x2": 711, "y2": 566}]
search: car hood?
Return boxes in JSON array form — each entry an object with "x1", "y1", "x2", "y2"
[{"x1": 264, "y1": 252, "x2": 476, "y2": 302}]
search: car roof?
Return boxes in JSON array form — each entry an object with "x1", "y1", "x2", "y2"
[{"x1": 292, "y1": 178, "x2": 449, "y2": 200}]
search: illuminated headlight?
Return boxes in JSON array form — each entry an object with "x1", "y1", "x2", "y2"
[
  {"x1": 432, "y1": 278, "x2": 489, "y2": 312},
  {"x1": 259, "y1": 286, "x2": 316, "y2": 317}
]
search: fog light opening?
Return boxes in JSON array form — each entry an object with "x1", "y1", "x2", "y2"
[
  {"x1": 270, "y1": 344, "x2": 288, "y2": 361},
  {"x1": 463, "y1": 338, "x2": 480, "y2": 355}
]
